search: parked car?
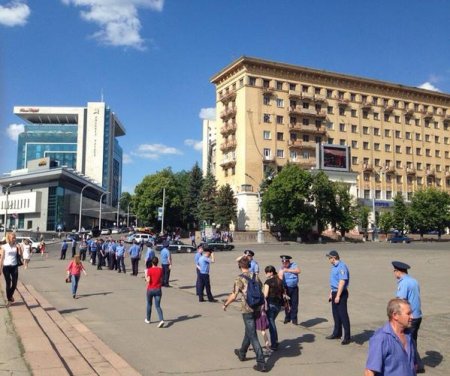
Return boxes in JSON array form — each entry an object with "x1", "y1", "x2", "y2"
[
  {"x1": 204, "y1": 239, "x2": 235, "y2": 251},
  {"x1": 111, "y1": 228, "x2": 120, "y2": 234},
  {"x1": 15, "y1": 236, "x2": 41, "y2": 253},
  {"x1": 100, "y1": 228, "x2": 111, "y2": 235},
  {"x1": 155, "y1": 240, "x2": 195, "y2": 254},
  {"x1": 125, "y1": 233, "x2": 151, "y2": 244},
  {"x1": 66, "y1": 233, "x2": 81, "y2": 241},
  {"x1": 389, "y1": 235, "x2": 412, "y2": 244}
]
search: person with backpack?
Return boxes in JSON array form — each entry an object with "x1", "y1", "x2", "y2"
[{"x1": 222, "y1": 257, "x2": 267, "y2": 373}]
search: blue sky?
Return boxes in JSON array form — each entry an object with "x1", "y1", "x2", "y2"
[{"x1": 1, "y1": 0, "x2": 449, "y2": 193}]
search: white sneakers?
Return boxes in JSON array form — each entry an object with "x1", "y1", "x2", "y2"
[
  {"x1": 144, "y1": 319, "x2": 150, "y2": 324},
  {"x1": 157, "y1": 320, "x2": 164, "y2": 328}
]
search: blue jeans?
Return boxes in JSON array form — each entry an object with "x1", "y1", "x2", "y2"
[
  {"x1": 146, "y1": 288, "x2": 164, "y2": 322},
  {"x1": 238, "y1": 312, "x2": 265, "y2": 366},
  {"x1": 71, "y1": 275, "x2": 80, "y2": 295},
  {"x1": 267, "y1": 303, "x2": 282, "y2": 347}
]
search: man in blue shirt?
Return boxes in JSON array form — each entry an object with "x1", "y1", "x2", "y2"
[
  {"x1": 365, "y1": 298, "x2": 417, "y2": 376},
  {"x1": 128, "y1": 240, "x2": 141, "y2": 276},
  {"x1": 60, "y1": 240, "x2": 68, "y2": 260},
  {"x1": 145, "y1": 243, "x2": 155, "y2": 268},
  {"x1": 393, "y1": 261, "x2": 424, "y2": 373},
  {"x1": 236, "y1": 250, "x2": 259, "y2": 275},
  {"x1": 278, "y1": 255, "x2": 301, "y2": 325},
  {"x1": 197, "y1": 247, "x2": 216, "y2": 302},
  {"x1": 160, "y1": 241, "x2": 172, "y2": 287},
  {"x1": 89, "y1": 239, "x2": 98, "y2": 265},
  {"x1": 115, "y1": 240, "x2": 126, "y2": 273},
  {"x1": 194, "y1": 243, "x2": 203, "y2": 296},
  {"x1": 326, "y1": 250, "x2": 351, "y2": 345}
]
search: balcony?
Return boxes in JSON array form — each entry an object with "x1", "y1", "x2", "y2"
[
  {"x1": 446, "y1": 171, "x2": 450, "y2": 177},
  {"x1": 316, "y1": 110, "x2": 327, "y2": 119},
  {"x1": 426, "y1": 168, "x2": 436, "y2": 176},
  {"x1": 262, "y1": 86, "x2": 276, "y2": 95},
  {"x1": 361, "y1": 101, "x2": 372, "y2": 109},
  {"x1": 288, "y1": 123, "x2": 302, "y2": 131},
  {"x1": 220, "y1": 122, "x2": 237, "y2": 136},
  {"x1": 291, "y1": 158, "x2": 317, "y2": 168},
  {"x1": 289, "y1": 106, "x2": 325, "y2": 117},
  {"x1": 220, "y1": 156, "x2": 236, "y2": 168},
  {"x1": 384, "y1": 164, "x2": 396, "y2": 173},
  {"x1": 384, "y1": 105, "x2": 394, "y2": 113},
  {"x1": 288, "y1": 90, "x2": 301, "y2": 98},
  {"x1": 422, "y1": 111, "x2": 433, "y2": 119},
  {"x1": 445, "y1": 113, "x2": 450, "y2": 120},
  {"x1": 405, "y1": 108, "x2": 414, "y2": 116},
  {"x1": 301, "y1": 92, "x2": 314, "y2": 101},
  {"x1": 362, "y1": 163, "x2": 373, "y2": 172},
  {"x1": 288, "y1": 139, "x2": 302, "y2": 148},
  {"x1": 406, "y1": 167, "x2": 416, "y2": 175},
  {"x1": 302, "y1": 140, "x2": 318, "y2": 149},
  {"x1": 219, "y1": 90, "x2": 236, "y2": 103},
  {"x1": 336, "y1": 97, "x2": 350, "y2": 106},
  {"x1": 263, "y1": 155, "x2": 275, "y2": 163},
  {"x1": 220, "y1": 106, "x2": 237, "y2": 120},
  {"x1": 302, "y1": 124, "x2": 327, "y2": 134},
  {"x1": 314, "y1": 94, "x2": 327, "y2": 103},
  {"x1": 220, "y1": 140, "x2": 237, "y2": 152}
]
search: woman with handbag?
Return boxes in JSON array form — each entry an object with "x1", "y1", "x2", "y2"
[
  {"x1": 0, "y1": 232, "x2": 23, "y2": 305},
  {"x1": 66, "y1": 255, "x2": 87, "y2": 299},
  {"x1": 263, "y1": 265, "x2": 285, "y2": 351}
]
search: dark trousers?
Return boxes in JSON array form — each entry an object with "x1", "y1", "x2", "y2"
[
  {"x1": 3, "y1": 265, "x2": 19, "y2": 301},
  {"x1": 79, "y1": 249, "x2": 87, "y2": 261},
  {"x1": 408, "y1": 317, "x2": 423, "y2": 369},
  {"x1": 331, "y1": 289, "x2": 351, "y2": 340},
  {"x1": 71, "y1": 247, "x2": 76, "y2": 258},
  {"x1": 267, "y1": 303, "x2": 282, "y2": 347},
  {"x1": 60, "y1": 248, "x2": 67, "y2": 260},
  {"x1": 199, "y1": 273, "x2": 214, "y2": 301},
  {"x1": 237, "y1": 312, "x2": 265, "y2": 366},
  {"x1": 162, "y1": 264, "x2": 170, "y2": 286},
  {"x1": 97, "y1": 253, "x2": 104, "y2": 269},
  {"x1": 195, "y1": 269, "x2": 201, "y2": 296},
  {"x1": 117, "y1": 255, "x2": 126, "y2": 273},
  {"x1": 131, "y1": 257, "x2": 139, "y2": 275},
  {"x1": 90, "y1": 251, "x2": 97, "y2": 265},
  {"x1": 109, "y1": 252, "x2": 117, "y2": 270},
  {"x1": 104, "y1": 252, "x2": 110, "y2": 268},
  {"x1": 285, "y1": 285, "x2": 299, "y2": 322}
]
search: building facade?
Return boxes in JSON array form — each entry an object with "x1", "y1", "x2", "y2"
[
  {"x1": 14, "y1": 102, "x2": 125, "y2": 207},
  {"x1": 201, "y1": 119, "x2": 216, "y2": 176},
  {"x1": 210, "y1": 56, "x2": 450, "y2": 231}
]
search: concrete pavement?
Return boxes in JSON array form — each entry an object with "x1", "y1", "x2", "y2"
[{"x1": 1, "y1": 240, "x2": 449, "y2": 375}]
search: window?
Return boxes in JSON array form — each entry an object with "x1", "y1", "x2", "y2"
[
  {"x1": 339, "y1": 123, "x2": 346, "y2": 132},
  {"x1": 277, "y1": 149, "x2": 284, "y2": 158},
  {"x1": 373, "y1": 97, "x2": 378, "y2": 105},
  {"x1": 327, "y1": 89, "x2": 333, "y2": 98},
  {"x1": 417, "y1": 162, "x2": 422, "y2": 170},
  {"x1": 385, "y1": 129, "x2": 391, "y2": 137},
  {"x1": 417, "y1": 177, "x2": 423, "y2": 185},
  {"x1": 364, "y1": 173, "x2": 370, "y2": 181},
  {"x1": 386, "y1": 191, "x2": 392, "y2": 200},
  {"x1": 263, "y1": 114, "x2": 271, "y2": 123},
  {"x1": 276, "y1": 81, "x2": 283, "y2": 90},
  {"x1": 277, "y1": 132, "x2": 284, "y2": 141},
  {"x1": 415, "y1": 118, "x2": 420, "y2": 126},
  {"x1": 395, "y1": 130, "x2": 401, "y2": 139},
  {"x1": 328, "y1": 138, "x2": 334, "y2": 144},
  {"x1": 395, "y1": 145, "x2": 401, "y2": 153},
  {"x1": 436, "y1": 164, "x2": 441, "y2": 172},
  {"x1": 446, "y1": 151, "x2": 450, "y2": 159},
  {"x1": 289, "y1": 83, "x2": 296, "y2": 91},
  {"x1": 239, "y1": 78, "x2": 244, "y2": 87},
  {"x1": 351, "y1": 109, "x2": 357, "y2": 117},
  {"x1": 327, "y1": 106, "x2": 334, "y2": 114},
  {"x1": 263, "y1": 148, "x2": 271, "y2": 158},
  {"x1": 249, "y1": 77, "x2": 256, "y2": 86},
  {"x1": 327, "y1": 122, "x2": 334, "y2": 130},
  {"x1": 276, "y1": 115, "x2": 284, "y2": 124},
  {"x1": 375, "y1": 190, "x2": 381, "y2": 199},
  {"x1": 340, "y1": 139, "x2": 346, "y2": 146},
  {"x1": 425, "y1": 134, "x2": 430, "y2": 142},
  {"x1": 364, "y1": 190, "x2": 370, "y2": 199},
  {"x1": 374, "y1": 158, "x2": 380, "y2": 167},
  {"x1": 263, "y1": 96, "x2": 270, "y2": 105},
  {"x1": 315, "y1": 119, "x2": 322, "y2": 127},
  {"x1": 263, "y1": 79, "x2": 270, "y2": 88},
  {"x1": 303, "y1": 118, "x2": 310, "y2": 125},
  {"x1": 315, "y1": 104, "x2": 322, "y2": 111},
  {"x1": 302, "y1": 151, "x2": 310, "y2": 159},
  {"x1": 406, "y1": 132, "x2": 411, "y2": 140},
  {"x1": 290, "y1": 116, "x2": 296, "y2": 124},
  {"x1": 263, "y1": 131, "x2": 271, "y2": 140},
  {"x1": 374, "y1": 143, "x2": 380, "y2": 151},
  {"x1": 435, "y1": 136, "x2": 440, "y2": 143},
  {"x1": 363, "y1": 126, "x2": 369, "y2": 135},
  {"x1": 350, "y1": 93, "x2": 356, "y2": 101},
  {"x1": 374, "y1": 112, "x2": 379, "y2": 120},
  {"x1": 363, "y1": 110, "x2": 369, "y2": 119},
  {"x1": 416, "y1": 148, "x2": 421, "y2": 155},
  {"x1": 384, "y1": 114, "x2": 390, "y2": 122},
  {"x1": 363, "y1": 141, "x2": 369, "y2": 150},
  {"x1": 290, "y1": 150, "x2": 297, "y2": 159},
  {"x1": 303, "y1": 102, "x2": 310, "y2": 109},
  {"x1": 445, "y1": 137, "x2": 449, "y2": 145},
  {"x1": 339, "y1": 107, "x2": 345, "y2": 116},
  {"x1": 352, "y1": 156, "x2": 358, "y2": 165},
  {"x1": 374, "y1": 127, "x2": 380, "y2": 136},
  {"x1": 351, "y1": 140, "x2": 358, "y2": 148},
  {"x1": 338, "y1": 91, "x2": 344, "y2": 99},
  {"x1": 276, "y1": 98, "x2": 284, "y2": 108},
  {"x1": 426, "y1": 149, "x2": 431, "y2": 157},
  {"x1": 351, "y1": 124, "x2": 357, "y2": 133},
  {"x1": 395, "y1": 116, "x2": 400, "y2": 123},
  {"x1": 302, "y1": 85, "x2": 309, "y2": 93},
  {"x1": 385, "y1": 144, "x2": 391, "y2": 152},
  {"x1": 396, "y1": 160, "x2": 402, "y2": 168},
  {"x1": 290, "y1": 100, "x2": 297, "y2": 107},
  {"x1": 415, "y1": 133, "x2": 421, "y2": 141},
  {"x1": 303, "y1": 134, "x2": 310, "y2": 142}
]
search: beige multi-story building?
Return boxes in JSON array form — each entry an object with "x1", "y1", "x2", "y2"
[{"x1": 210, "y1": 56, "x2": 450, "y2": 231}]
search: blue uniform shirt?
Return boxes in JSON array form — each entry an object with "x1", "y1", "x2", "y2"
[
  {"x1": 89, "y1": 242, "x2": 98, "y2": 252},
  {"x1": 329, "y1": 260, "x2": 350, "y2": 292},
  {"x1": 280, "y1": 262, "x2": 299, "y2": 287},
  {"x1": 160, "y1": 247, "x2": 170, "y2": 265},
  {"x1": 198, "y1": 255, "x2": 211, "y2": 274},
  {"x1": 396, "y1": 275, "x2": 422, "y2": 319},
  {"x1": 128, "y1": 244, "x2": 140, "y2": 258},
  {"x1": 366, "y1": 322, "x2": 416, "y2": 376},
  {"x1": 115, "y1": 245, "x2": 125, "y2": 257},
  {"x1": 194, "y1": 252, "x2": 202, "y2": 266},
  {"x1": 145, "y1": 248, "x2": 155, "y2": 261},
  {"x1": 250, "y1": 259, "x2": 259, "y2": 274},
  {"x1": 61, "y1": 241, "x2": 68, "y2": 251}
]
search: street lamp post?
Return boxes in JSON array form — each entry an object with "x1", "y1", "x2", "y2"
[
  {"x1": 99, "y1": 191, "x2": 110, "y2": 230},
  {"x1": 78, "y1": 184, "x2": 92, "y2": 233},
  {"x1": 257, "y1": 191, "x2": 264, "y2": 244},
  {"x1": 2, "y1": 182, "x2": 21, "y2": 238}
]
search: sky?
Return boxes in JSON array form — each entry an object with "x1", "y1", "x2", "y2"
[{"x1": 1, "y1": 0, "x2": 449, "y2": 193}]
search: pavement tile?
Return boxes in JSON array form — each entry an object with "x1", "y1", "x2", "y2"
[
  {"x1": 32, "y1": 367, "x2": 70, "y2": 376},
  {"x1": 24, "y1": 350, "x2": 64, "y2": 369}
]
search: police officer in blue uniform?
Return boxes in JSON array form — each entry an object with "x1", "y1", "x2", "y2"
[
  {"x1": 278, "y1": 255, "x2": 301, "y2": 325},
  {"x1": 326, "y1": 250, "x2": 351, "y2": 345}
]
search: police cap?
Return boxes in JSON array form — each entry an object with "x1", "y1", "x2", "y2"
[
  {"x1": 392, "y1": 261, "x2": 410, "y2": 271},
  {"x1": 244, "y1": 250, "x2": 255, "y2": 257},
  {"x1": 280, "y1": 255, "x2": 292, "y2": 262}
]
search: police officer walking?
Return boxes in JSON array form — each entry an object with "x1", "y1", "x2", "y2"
[
  {"x1": 326, "y1": 250, "x2": 351, "y2": 345},
  {"x1": 278, "y1": 255, "x2": 300, "y2": 325}
]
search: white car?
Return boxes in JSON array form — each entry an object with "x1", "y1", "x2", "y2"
[{"x1": 16, "y1": 236, "x2": 41, "y2": 253}]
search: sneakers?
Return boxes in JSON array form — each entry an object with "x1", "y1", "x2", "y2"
[
  {"x1": 234, "y1": 349, "x2": 246, "y2": 361},
  {"x1": 157, "y1": 320, "x2": 165, "y2": 328},
  {"x1": 253, "y1": 364, "x2": 268, "y2": 372},
  {"x1": 144, "y1": 319, "x2": 150, "y2": 324}
]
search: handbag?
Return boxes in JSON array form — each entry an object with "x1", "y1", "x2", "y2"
[
  {"x1": 16, "y1": 249, "x2": 24, "y2": 267},
  {"x1": 65, "y1": 274, "x2": 72, "y2": 283}
]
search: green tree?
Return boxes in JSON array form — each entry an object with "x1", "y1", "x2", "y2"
[
  {"x1": 183, "y1": 163, "x2": 203, "y2": 230},
  {"x1": 392, "y1": 193, "x2": 408, "y2": 234},
  {"x1": 333, "y1": 182, "x2": 356, "y2": 240},
  {"x1": 119, "y1": 192, "x2": 133, "y2": 212},
  {"x1": 261, "y1": 164, "x2": 315, "y2": 239},
  {"x1": 378, "y1": 212, "x2": 394, "y2": 240},
  {"x1": 311, "y1": 171, "x2": 336, "y2": 237},
  {"x1": 214, "y1": 184, "x2": 237, "y2": 229},
  {"x1": 408, "y1": 188, "x2": 450, "y2": 240},
  {"x1": 198, "y1": 171, "x2": 217, "y2": 225},
  {"x1": 356, "y1": 205, "x2": 370, "y2": 240}
]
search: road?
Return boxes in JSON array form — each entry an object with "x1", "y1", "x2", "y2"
[{"x1": 18, "y1": 240, "x2": 450, "y2": 375}]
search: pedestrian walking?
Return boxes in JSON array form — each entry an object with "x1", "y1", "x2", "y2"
[
  {"x1": 222, "y1": 257, "x2": 267, "y2": 373},
  {"x1": 0, "y1": 233, "x2": 23, "y2": 305},
  {"x1": 60, "y1": 239, "x2": 68, "y2": 260},
  {"x1": 160, "y1": 241, "x2": 172, "y2": 287},
  {"x1": 144, "y1": 256, "x2": 165, "y2": 328},
  {"x1": 392, "y1": 260, "x2": 425, "y2": 373},
  {"x1": 326, "y1": 250, "x2": 351, "y2": 345},
  {"x1": 278, "y1": 255, "x2": 300, "y2": 325},
  {"x1": 364, "y1": 298, "x2": 417, "y2": 376},
  {"x1": 263, "y1": 265, "x2": 284, "y2": 351},
  {"x1": 71, "y1": 237, "x2": 77, "y2": 258},
  {"x1": 190, "y1": 231, "x2": 196, "y2": 247},
  {"x1": 128, "y1": 240, "x2": 141, "y2": 276},
  {"x1": 79, "y1": 238, "x2": 87, "y2": 261},
  {"x1": 197, "y1": 247, "x2": 216, "y2": 302},
  {"x1": 22, "y1": 239, "x2": 31, "y2": 269},
  {"x1": 66, "y1": 255, "x2": 87, "y2": 299}
]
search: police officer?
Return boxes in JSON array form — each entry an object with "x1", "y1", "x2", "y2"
[
  {"x1": 278, "y1": 255, "x2": 301, "y2": 325},
  {"x1": 392, "y1": 261, "x2": 425, "y2": 373},
  {"x1": 236, "y1": 250, "x2": 259, "y2": 275},
  {"x1": 326, "y1": 250, "x2": 351, "y2": 345}
]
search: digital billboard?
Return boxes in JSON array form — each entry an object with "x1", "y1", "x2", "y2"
[{"x1": 320, "y1": 144, "x2": 349, "y2": 171}]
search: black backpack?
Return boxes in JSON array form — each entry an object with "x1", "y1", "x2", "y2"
[{"x1": 241, "y1": 273, "x2": 264, "y2": 309}]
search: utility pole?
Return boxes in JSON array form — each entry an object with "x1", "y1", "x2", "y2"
[{"x1": 160, "y1": 187, "x2": 166, "y2": 235}]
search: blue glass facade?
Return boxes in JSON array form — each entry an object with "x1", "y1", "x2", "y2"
[
  {"x1": 17, "y1": 125, "x2": 78, "y2": 169},
  {"x1": 102, "y1": 109, "x2": 111, "y2": 189}
]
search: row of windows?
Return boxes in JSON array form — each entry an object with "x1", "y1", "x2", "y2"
[{"x1": 0, "y1": 198, "x2": 31, "y2": 210}]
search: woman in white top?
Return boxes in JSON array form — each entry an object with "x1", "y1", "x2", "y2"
[
  {"x1": 22, "y1": 239, "x2": 31, "y2": 269},
  {"x1": 0, "y1": 232, "x2": 23, "y2": 304}
]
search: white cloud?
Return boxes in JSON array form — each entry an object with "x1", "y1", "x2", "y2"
[
  {"x1": 122, "y1": 153, "x2": 133, "y2": 164},
  {"x1": 184, "y1": 139, "x2": 203, "y2": 151},
  {"x1": 6, "y1": 123, "x2": 24, "y2": 141},
  {"x1": 0, "y1": 1, "x2": 30, "y2": 27},
  {"x1": 199, "y1": 107, "x2": 216, "y2": 120},
  {"x1": 418, "y1": 82, "x2": 441, "y2": 92},
  {"x1": 61, "y1": 0, "x2": 164, "y2": 50},
  {"x1": 131, "y1": 143, "x2": 183, "y2": 159}
]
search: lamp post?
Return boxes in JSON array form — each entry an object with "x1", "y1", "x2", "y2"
[
  {"x1": 372, "y1": 168, "x2": 383, "y2": 242},
  {"x1": 256, "y1": 190, "x2": 264, "y2": 244},
  {"x1": 99, "y1": 191, "x2": 110, "y2": 230},
  {"x1": 2, "y1": 182, "x2": 21, "y2": 238},
  {"x1": 78, "y1": 184, "x2": 92, "y2": 233}
]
